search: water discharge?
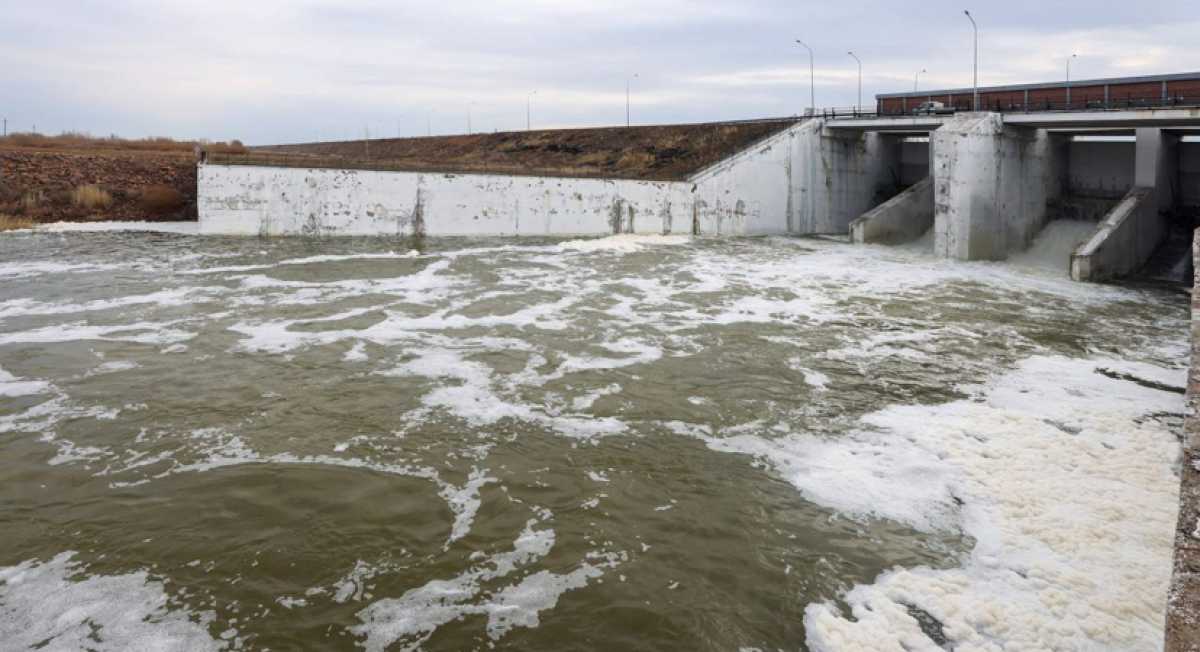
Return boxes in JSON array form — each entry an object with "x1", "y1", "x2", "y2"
[{"x1": 0, "y1": 225, "x2": 1187, "y2": 650}]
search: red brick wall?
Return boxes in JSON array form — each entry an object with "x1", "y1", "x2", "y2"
[
  {"x1": 1069, "y1": 85, "x2": 1106, "y2": 105},
  {"x1": 1108, "y1": 81, "x2": 1163, "y2": 101},
  {"x1": 1168, "y1": 79, "x2": 1200, "y2": 101}
]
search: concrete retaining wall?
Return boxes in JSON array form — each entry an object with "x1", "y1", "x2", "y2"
[
  {"x1": 932, "y1": 113, "x2": 1067, "y2": 261},
  {"x1": 198, "y1": 165, "x2": 696, "y2": 237},
  {"x1": 1070, "y1": 187, "x2": 1161, "y2": 281},
  {"x1": 1068, "y1": 140, "x2": 1135, "y2": 199},
  {"x1": 1166, "y1": 229, "x2": 1200, "y2": 652},
  {"x1": 792, "y1": 119, "x2": 898, "y2": 234},
  {"x1": 1181, "y1": 143, "x2": 1200, "y2": 209},
  {"x1": 200, "y1": 121, "x2": 823, "y2": 237},
  {"x1": 900, "y1": 139, "x2": 931, "y2": 187},
  {"x1": 849, "y1": 176, "x2": 934, "y2": 244}
]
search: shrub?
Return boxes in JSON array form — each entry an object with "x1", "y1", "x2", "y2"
[
  {"x1": 0, "y1": 214, "x2": 36, "y2": 231},
  {"x1": 19, "y1": 191, "x2": 43, "y2": 213},
  {"x1": 138, "y1": 185, "x2": 185, "y2": 213},
  {"x1": 71, "y1": 185, "x2": 113, "y2": 210}
]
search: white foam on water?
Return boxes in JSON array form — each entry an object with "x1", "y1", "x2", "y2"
[
  {"x1": 481, "y1": 564, "x2": 606, "y2": 640},
  {"x1": 352, "y1": 518, "x2": 621, "y2": 651},
  {"x1": 0, "y1": 552, "x2": 224, "y2": 651},
  {"x1": 0, "y1": 287, "x2": 224, "y2": 320},
  {"x1": 0, "y1": 319, "x2": 197, "y2": 346},
  {"x1": 0, "y1": 367, "x2": 53, "y2": 397},
  {"x1": 683, "y1": 355, "x2": 1182, "y2": 650},
  {"x1": 571, "y1": 383, "x2": 621, "y2": 411},
  {"x1": 351, "y1": 519, "x2": 557, "y2": 651},
  {"x1": 330, "y1": 559, "x2": 407, "y2": 605},
  {"x1": 440, "y1": 468, "x2": 498, "y2": 547},
  {"x1": 343, "y1": 341, "x2": 369, "y2": 362},
  {"x1": 558, "y1": 234, "x2": 691, "y2": 253},
  {"x1": 34, "y1": 221, "x2": 200, "y2": 234},
  {"x1": 383, "y1": 347, "x2": 625, "y2": 440},
  {"x1": 183, "y1": 250, "x2": 422, "y2": 275},
  {"x1": 0, "y1": 260, "x2": 126, "y2": 279}
]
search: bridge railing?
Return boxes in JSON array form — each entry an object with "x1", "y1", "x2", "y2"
[
  {"x1": 813, "y1": 107, "x2": 881, "y2": 120},
  {"x1": 877, "y1": 94, "x2": 1200, "y2": 117}
]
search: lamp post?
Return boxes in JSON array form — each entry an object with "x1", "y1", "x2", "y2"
[
  {"x1": 1066, "y1": 53, "x2": 1077, "y2": 108},
  {"x1": 964, "y1": 10, "x2": 978, "y2": 111},
  {"x1": 626, "y1": 74, "x2": 638, "y2": 127},
  {"x1": 795, "y1": 40, "x2": 815, "y2": 115},
  {"x1": 914, "y1": 68, "x2": 926, "y2": 93},
  {"x1": 527, "y1": 91, "x2": 537, "y2": 131},
  {"x1": 467, "y1": 103, "x2": 474, "y2": 135},
  {"x1": 847, "y1": 51, "x2": 862, "y2": 111}
]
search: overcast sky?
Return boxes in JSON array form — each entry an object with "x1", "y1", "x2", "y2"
[{"x1": 2, "y1": 0, "x2": 1198, "y2": 144}]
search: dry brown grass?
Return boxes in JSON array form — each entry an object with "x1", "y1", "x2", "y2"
[
  {"x1": 0, "y1": 131, "x2": 246, "y2": 155},
  {"x1": 71, "y1": 185, "x2": 113, "y2": 210},
  {"x1": 0, "y1": 214, "x2": 36, "y2": 231},
  {"x1": 19, "y1": 191, "x2": 43, "y2": 214},
  {"x1": 138, "y1": 184, "x2": 185, "y2": 213}
]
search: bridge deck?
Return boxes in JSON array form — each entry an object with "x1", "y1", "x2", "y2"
[{"x1": 827, "y1": 108, "x2": 1200, "y2": 131}]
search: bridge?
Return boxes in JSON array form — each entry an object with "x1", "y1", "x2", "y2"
[{"x1": 807, "y1": 105, "x2": 1200, "y2": 281}]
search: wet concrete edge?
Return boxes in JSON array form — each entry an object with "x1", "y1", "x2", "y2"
[{"x1": 1167, "y1": 228, "x2": 1200, "y2": 651}]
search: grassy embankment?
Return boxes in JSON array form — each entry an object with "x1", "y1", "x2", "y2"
[{"x1": 0, "y1": 132, "x2": 245, "y2": 230}]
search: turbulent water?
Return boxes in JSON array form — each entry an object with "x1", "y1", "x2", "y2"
[{"x1": 0, "y1": 225, "x2": 1188, "y2": 651}]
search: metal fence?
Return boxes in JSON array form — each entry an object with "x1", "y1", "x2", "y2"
[{"x1": 877, "y1": 94, "x2": 1200, "y2": 117}]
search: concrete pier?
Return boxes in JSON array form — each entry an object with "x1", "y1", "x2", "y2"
[
  {"x1": 792, "y1": 119, "x2": 900, "y2": 234},
  {"x1": 931, "y1": 114, "x2": 1067, "y2": 261}
]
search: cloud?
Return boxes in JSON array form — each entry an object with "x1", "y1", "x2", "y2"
[{"x1": 1, "y1": 1, "x2": 1196, "y2": 143}]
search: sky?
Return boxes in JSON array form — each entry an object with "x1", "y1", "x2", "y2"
[{"x1": 2, "y1": 0, "x2": 1198, "y2": 145}]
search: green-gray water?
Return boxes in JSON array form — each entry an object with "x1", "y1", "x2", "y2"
[{"x1": 0, "y1": 229, "x2": 1187, "y2": 650}]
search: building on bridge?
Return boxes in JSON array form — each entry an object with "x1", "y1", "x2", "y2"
[{"x1": 876, "y1": 71, "x2": 1200, "y2": 115}]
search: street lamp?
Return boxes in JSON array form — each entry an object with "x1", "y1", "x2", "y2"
[
  {"x1": 914, "y1": 68, "x2": 926, "y2": 93},
  {"x1": 795, "y1": 40, "x2": 815, "y2": 115},
  {"x1": 964, "y1": 10, "x2": 978, "y2": 111},
  {"x1": 1066, "y1": 54, "x2": 1077, "y2": 107},
  {"x1": 467, "y1": 103, "x2": 475, "y2": 135},
  {"x1": 847, "y1": 51, "x2": 862, "y2": 111},
  {"x1": 527, "y1": 91, "x2": 537, "y2": 131},
  {"x1": 626, "y1": 74, "x2": 638, "y2": 127}
]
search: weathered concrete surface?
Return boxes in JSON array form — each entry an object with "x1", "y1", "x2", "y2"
[
  {"x1": 1068, "y1": 140, "x2": 1135, "y2": 199},
  {"x1": 899, "y1": 138, "x2": 931, "y2": 187},
  {"x1": 792, "y1": 119, "x2": 899, "y2": 234},
  {"x1": 932, "y1": 113, "x2": 1068, "y2": 261},
  {"x1": 199, "y1": 119, "x2": 863, "y2": 237},
  {"x1": 1183, "y1": 143, "x2": 1200, "y2": 210},
  {"x1": 199, "y1": 165, "x2": 695, "y2": 237},
  {"x1": 850, "y1": 176, "x2": 934, "y2": 245},
  {"x1": 1166, "y1": 229, "x2": 1200, "y2": 652},
  {"x1": 1070, "y1": 188, "x2": 1161, "y2": 282},
  {"x1": 1138, "y1": 128, "x2": 1182, "y2": 216}
]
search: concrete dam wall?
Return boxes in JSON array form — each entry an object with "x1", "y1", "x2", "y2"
[
  {"x1": 198, "y1": 111, "x2": 1189, "y2": 285},
  {"x1": 198, "y1": 118, "x2": 901, "y2": 238}
]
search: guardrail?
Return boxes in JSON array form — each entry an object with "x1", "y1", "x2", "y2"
[{"x1": 877, "y1": 95, "x2": 1200, "y2": 117}]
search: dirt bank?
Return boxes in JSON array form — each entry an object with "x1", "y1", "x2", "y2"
[
  {"x1": 243, "y1": 119, "x2": 800, "y2": 181},
  {"x1": 0, "y1": 147, "x2": 197, "y2": 224}
]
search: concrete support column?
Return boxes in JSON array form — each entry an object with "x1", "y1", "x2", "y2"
[
  {"x1": 1135, "y1": 127, "x2": 1180, "y2": 215},
  {"x1": 792, "y1": 120, "x2": 901, "y2": 234},
  {"x1": 932, "y1": 113, "x2": 1067, "y2": 260}
]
